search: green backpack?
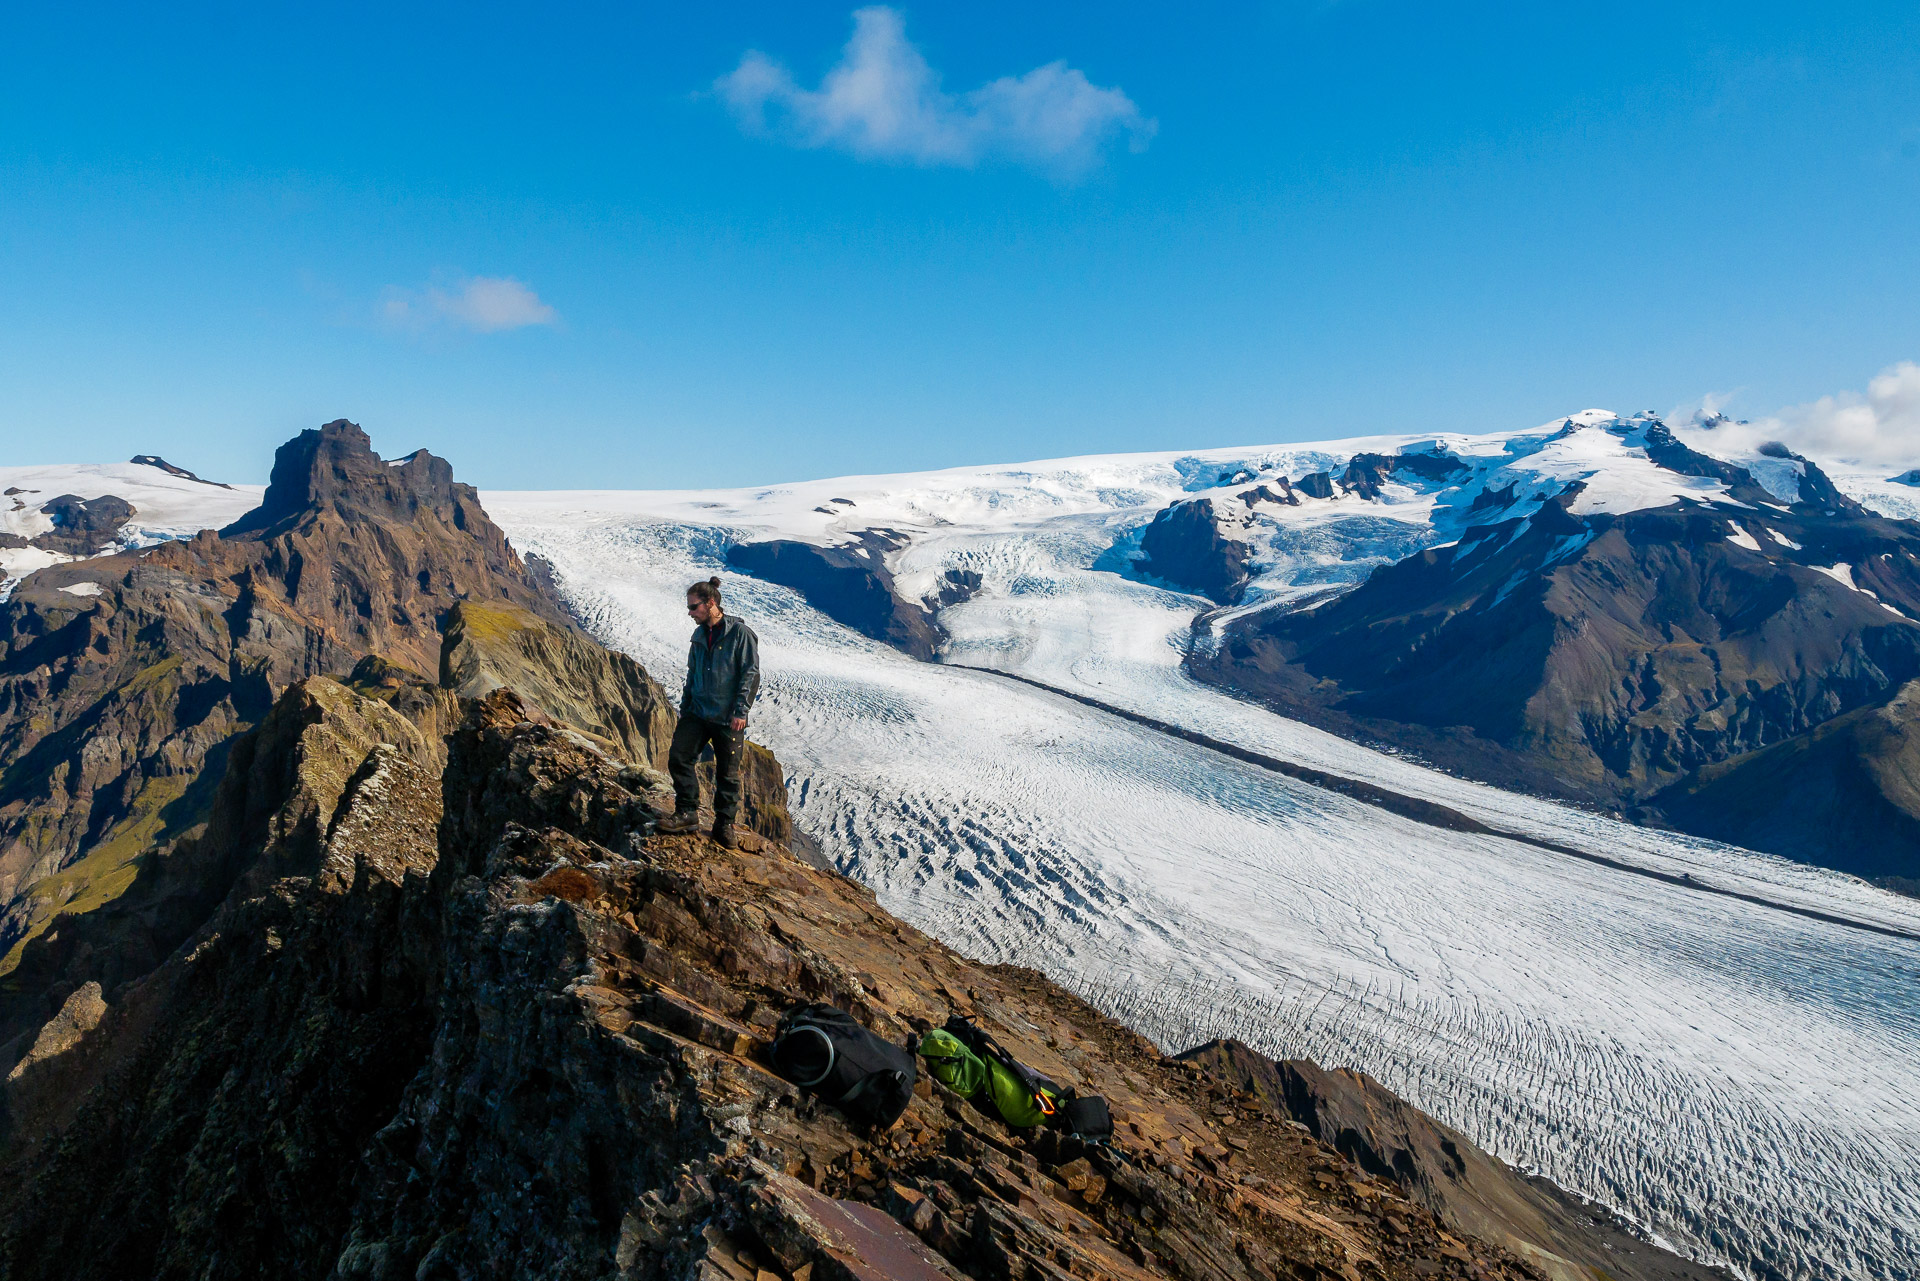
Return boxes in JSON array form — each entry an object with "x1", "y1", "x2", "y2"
[{"x1": 917, "y1": 1024, "x2": 1060, "y2": 1129}]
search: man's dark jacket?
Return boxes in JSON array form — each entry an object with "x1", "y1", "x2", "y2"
[{"x1": 682, "y1": 614, "x2": 760, "y2": 725}]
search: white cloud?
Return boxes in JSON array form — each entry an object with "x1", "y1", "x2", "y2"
[
  {"x1": 715, "y1": 7, "x2": 1155, "y2": 175},
  {"x1": 1678, "y1": 361, "x2": 1920, "y2": 471},
  {"x1": 381, "y1": 275, "x2": 558, "y2": 334}
]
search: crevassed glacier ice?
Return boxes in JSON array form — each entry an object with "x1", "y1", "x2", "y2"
[{"x1": 487, "y1": 425, "x2": 1920, "y2": 1281}]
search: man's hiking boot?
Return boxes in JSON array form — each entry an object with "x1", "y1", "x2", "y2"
[
  {"x1": 710, "y1": 821, "x2": 739, "y2": 850},
  {"x1": 655, "y1": 808, "x2": 700, "y2": 835}
]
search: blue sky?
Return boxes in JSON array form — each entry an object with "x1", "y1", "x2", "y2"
[{"x1": 3, "y1": 2, "x2": 1917, "y2": 488}]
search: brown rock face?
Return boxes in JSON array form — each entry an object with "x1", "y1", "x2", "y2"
[
  {"x1": 438, "y1": 599, "x2": 790, "y2": 844},
  {"x1": 441, "y1": 599, "x2": 675, "y2": 771},
  {"x1": 0, "y1": 687, "x2": 1542, "y2": 1281},
  {"x1": 210, "y1": 418, "x2": 570, "y2": 676}
]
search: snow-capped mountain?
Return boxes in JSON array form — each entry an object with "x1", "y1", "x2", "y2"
[
  {"x1": 1158, "y1": 414, "x2": 1920, "y2": 880},
  {"x1": 9, "y1": 416, "x2": 1920, "y2": 1280}
]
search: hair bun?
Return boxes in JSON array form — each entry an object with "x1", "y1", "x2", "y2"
[{"x1": 708, "y1": 577, "x2": 722, "y2": 588}]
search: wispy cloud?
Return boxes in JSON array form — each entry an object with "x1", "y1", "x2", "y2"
[
  {"x1": 381, "y1": 275, "x2": 559, "y2": 333},
  {"x1": 715, "y1": 6, "x2": 1155, "y2": 176},
  {"x1": 1677, "y1": 360, "x2": 1920, "y2": 470}
]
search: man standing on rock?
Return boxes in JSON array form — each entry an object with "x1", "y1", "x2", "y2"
[{"x1": 657, "y1": 577, "x2": 760, "y2": 848}]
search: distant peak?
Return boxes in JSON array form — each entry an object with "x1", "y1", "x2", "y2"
[
  {"x1": 129, "y1": 455, "x2": 231, "y2": 488},
  {"x1": 219, "y1": 419, "x2": 465, "y2": 537}
]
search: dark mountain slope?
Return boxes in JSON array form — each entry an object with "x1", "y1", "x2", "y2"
[
  {"x1": 1194, "y1": 469, "x2": 1920, "y2": 876},
  {"x1": 1138, "y1": 497, "x2": 1254, "y2": 604},
  {"x1": 726, "y1": 532, "x2": 947, "y2": 659},
  {"x1": 1654, "y1": 678, "x2": 1920, "y2": 879}
]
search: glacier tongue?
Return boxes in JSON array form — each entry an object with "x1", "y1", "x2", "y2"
[{"x1": 490, "y1": 458, "x2": 1920, "y2": 1281}]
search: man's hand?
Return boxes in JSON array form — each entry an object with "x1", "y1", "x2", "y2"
[{"x1": 730, "y1": 716, "x2": 747, "y2": 732}]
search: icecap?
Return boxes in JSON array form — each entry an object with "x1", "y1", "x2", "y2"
[
  {"x1": 0, "y1": 461, "x2": 263, "y2": 546},
  {"x1": 486, "y1": 412, "x2": 1920, "y2": 1281},
  {"x1": 0, "y1": 462, "x2": 263, "y2": 599}
]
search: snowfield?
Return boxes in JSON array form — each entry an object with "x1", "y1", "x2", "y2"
[
  {"x1": 487, "y1": 414, "x2": 1920, "y2": 1281},
  {"x1": 0, "y1": 460, "x2": 261, "y2": 598}
]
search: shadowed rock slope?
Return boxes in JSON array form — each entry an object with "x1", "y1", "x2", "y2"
[
  {"x1": 1176, "y1": 1041, "x2": 1730, "y2": 1281},
  {"x1": 727, "y1": 533, "x2": 947, "y2": 659},
  {"x1": 5, "y1": 682, "x2": 1571, "y2": 1281},
  {"x1": 1654, "y1": 677, "x2": 1920, "y2": 880}
]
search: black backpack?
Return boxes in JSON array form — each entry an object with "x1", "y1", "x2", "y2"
[
  {"x1": 942, "y1": 1015, "x2": 1114, "y2": 1144},
  {"x1": 768, "y1": 1004, "x2": 917, "y2": 1129}
]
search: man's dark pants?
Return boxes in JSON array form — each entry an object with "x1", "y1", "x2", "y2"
[{"x1": 667, "y1": 715, "x2": 744, "y2": 827}]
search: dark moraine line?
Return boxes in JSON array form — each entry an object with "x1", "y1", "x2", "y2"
[{"x1": 949, "y1": 663, "x2": 1920, "y2": 946}]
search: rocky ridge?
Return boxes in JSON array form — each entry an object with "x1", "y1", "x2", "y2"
[
  {"x1": 1175, "y1": 1041, "x2": 1728, "y2": 1281},
  {"x1": 1, "y1": 674, "x2": 1594, "y2": 1281},
  {"x1": 0, "y1": 421, "x2": 785, "y2": 1053}
]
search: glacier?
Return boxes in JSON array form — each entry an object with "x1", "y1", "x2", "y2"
[
  {"x1": 9, "y1": 420, "x2": 1919, "y2": 1278},
  {"x1": 486, "y1": 417, "x2": 1920, "y2": 1281}
]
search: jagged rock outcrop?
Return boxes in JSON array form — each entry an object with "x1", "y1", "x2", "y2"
[
  {"x1": 1137, "y1": 499, "x2": 1253, "y2": 605},
  {"x1": 442, "y1": 600, "x2": 676, "y2": 770},
  {"x1": 0, "y1": 420, "x2": 789, "y2": 1066},
  {"x1": 726, "y1": 534, "x2": 945, "y2": 659},
  {"x1": 440, "y1": 599, "x2": 790, "y2": 845},
  {"x1": 1177, "y1": 1041, "x2": 1729, "y2": 1281},
  {"x1": 213, "y1": 418, "x2": 571, "y2": 674},
  {"x1": 0, "y1": 685, "x2": 1547, "y2": 1281}
]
